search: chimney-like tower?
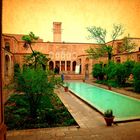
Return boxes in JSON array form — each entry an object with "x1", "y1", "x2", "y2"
[{"x1": 53, "y1": 22, "x2": 61, "y2": 42}]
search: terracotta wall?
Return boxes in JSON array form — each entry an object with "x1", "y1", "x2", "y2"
[{"x1": 2, "y1": 34, "x2": 140, "y2": 79}]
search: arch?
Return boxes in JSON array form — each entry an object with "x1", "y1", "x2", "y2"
[
  {"x1": 49, "y1": 61, "x2": 54, "y2": 70},
  {"x1": 5, "y1": 55, "x2": 10, "y2": 76},
  {"x1": 72, "y1": 61, "x2": 76, "y2": 71},
  {"x1": 66, "y1": 61, "x2": 71, "y2": 71},
  {"x1": 5, "y1": 42, "x2": 10, "y2": 51}
]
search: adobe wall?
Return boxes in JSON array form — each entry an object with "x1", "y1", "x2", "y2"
[
  {"x1": 14, "y1": 41, "x2": 98, "y2": 74},
  {"x1": 2, "y1": 34, "x2": 140, "y2": 86}
]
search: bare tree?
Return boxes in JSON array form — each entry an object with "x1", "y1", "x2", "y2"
[{"x1": 86, "y1": 24, "x2": 124, "y2": 62}]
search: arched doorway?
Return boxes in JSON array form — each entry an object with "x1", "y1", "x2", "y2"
[
  {"x1": 85, "y1": 57, "x2": 89, "y2": 79},
  {"x1": 72, "y1": 61, "x2": 76, "y2": 71},
  {"x1": 5, "y1": 55, "x2": 10, "y2": 77},
  {"x1": 79, "y1": 59, "x2": 82, "y2": 74},
  {"x1": 49, "y1": 61, "x2": 54, "y2": 70}
]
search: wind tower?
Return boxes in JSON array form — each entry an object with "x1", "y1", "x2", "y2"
[{"x1": 53, "y1": 22, "x2": 62, "y2": 42}]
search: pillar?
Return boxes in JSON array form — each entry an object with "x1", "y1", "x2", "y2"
[{"x1": 0, "y1": 0, "x2": 7, "y2": 139}]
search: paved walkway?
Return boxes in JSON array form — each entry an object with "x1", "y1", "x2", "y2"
[
  {"x1": 7, "y1": 85, "x2": 140, "y2": 140},
  {"x1": 56, "y1": 87, "x2": 105, "y2": 128}
]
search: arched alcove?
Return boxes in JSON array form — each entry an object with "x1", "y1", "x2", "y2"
[
  {"x1": 5, "y1": 55, "x2": 10, "y2": 76},
  {"x1": 49, "y1": 61, "x2": 54, "y2": 70},
  {"x1": 72, "y1": 61, "x2": 76, "y2": 71}
]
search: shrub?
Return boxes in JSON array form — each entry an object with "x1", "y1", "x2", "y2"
[
  {"x1": 123, "y1": 60, "x2": 135, "y2": 79},
  {"x1": 4, "y1": 94, "x2": 29, "y2": 130},
  {"x1": 14, "y1": 63, "x2": 20, "y2": 79},
  {"x1": 92, "y1": 62, "x2": 105, "y2": 80},
  {"x1": 133, "y1": 63, "x2": 140, "y2": 93},
  {"x1": 115, "y1": 63, "x2": 127, "y2": 86},
  {"x1": 5, "y1": 91, "x2": 77, "y2": 130},
  {"x1": 105, "y1": 61, "x2": 130, "y2": 87},
  {"x1": 104, "y1": 61, "x2": 116, "y2": 80},
  {"x1": 16, "y1": 68, "x2": 52, "y2": 119}
]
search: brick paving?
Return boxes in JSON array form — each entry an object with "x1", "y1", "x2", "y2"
[{"x1": 7, "y1": 82, "x2": 140, "y2": 140}]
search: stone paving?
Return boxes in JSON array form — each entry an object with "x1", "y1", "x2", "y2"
[
  {"x1": 56, "y1": 87, "x2": 105, "y2": 128},
  {"x1": 7, "y1": 83, "x2": 140, "y2": 140}
]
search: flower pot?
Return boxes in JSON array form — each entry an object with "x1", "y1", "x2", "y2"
[
  {"x1": 104, "y1": 116, "x2": 114, "y2": 126},
  {"x1": 64, "y1": 87, "x2": 68, "y2": 92},
  {"x1": 108, "y1": 86, "x2": 111, "y2": 90}
]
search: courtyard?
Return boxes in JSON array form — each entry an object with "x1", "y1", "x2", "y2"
[
  {"x1": 7, "y1": 81, "x2": 140, "y2": 140},
  {"x1": 1, "y1": 1, "x2": 140, "y2": 140}
]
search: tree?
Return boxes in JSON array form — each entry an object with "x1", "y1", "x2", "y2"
[
  {"x1": 22, "y1": 32, "x2": 49, "y2": 69},
  {"x1": 114, "y1": 63, "x2": 127, "y2": 86},
  {"x1": 24, "y1": 51, "x2": 49, "y2": 70},
  {"x1": 22, "y1": 32, "x2": 38, "y2": 53},
  {"x1": 16, "y1": 68, "x2": 52, "y2": 119},
  {"x1": 86, "y1": 24, "x2": 124, "y2": 62},
  {"x1": 92, "y1": 62, "x2": 105, "y2": 80},
  {"x1": 132, "y1": 63, "x2": 140, "y2": 93},
  {"x1": 104, "y1": 61, "x2": 116, "y2": 80},
  {"x1": 123, "y1": 60, "x2": 135, "y2": 79},
  {"x1": 119, "y1": 35, "x2": 136, "y2": 53}
]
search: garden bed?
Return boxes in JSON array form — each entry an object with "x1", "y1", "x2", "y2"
[{"x1": 4, "y1": 92, "x2": 77, "y2": 130}]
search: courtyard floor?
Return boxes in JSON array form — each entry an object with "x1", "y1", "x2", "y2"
[{"x1": 7, "y1": 81, "x2": 140, "y2": 140}]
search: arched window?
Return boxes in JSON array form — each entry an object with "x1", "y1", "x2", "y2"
[
  {"x1": 72, "y1": 61, "x2": 76, "y2": 71},
  {"x1": 5, "y1": 42, "x2": 10, "y2": 51},
  {"x1": 49, "y1": 61, "x2": 54, "y2": 70},
  {"x1": 5, "y1": 55, "x2": 10, "y2": 76}
]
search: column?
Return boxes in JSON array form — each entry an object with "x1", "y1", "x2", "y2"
[{"x1": 0, "y1": 0, "x2": 7, "y2": 138}]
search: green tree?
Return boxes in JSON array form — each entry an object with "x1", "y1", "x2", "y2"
[
  {"x1": 92, "y1": 62, "x2": 105, "y2": 80},
  {"x1": 22, "y1": 32, "x2": 38, "y2": 53},
  {"x1": 16, "y1": 68, "x2": 53, "y2": 119},
  {"x1": 114, "y1": 63, "x2": 127, "y2": 86},
  {"x1": 86, "y1": 24, "x2": 124, "y2": 62},
  {"x1": 24, "y1": 51, "x2": 49, "y2": 70},
  {"x1": 104, "y1": 61, "x2": 116, "y2": 80},
  {"x1": 14, "y1": 63, "x2": 20, "y2": 78},
  {"x1": 22, "y1": 32, "x2": 49, "y2": 69},
  {"x1": 119, "y1": 35, "x2": 136, "y2": 53},
  {"x1": 123, "y1": 60, "x2": 135, "y2": 79},
  {"x1": 132, "y1": 63, "x2": 140, "y2": 93}
]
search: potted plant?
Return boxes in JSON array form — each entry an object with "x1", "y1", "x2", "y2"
[
  {"x1": 64, "y1": 82, "x2": 69, "y2": 92},
  {"x1": 104, "y1": 109, "x2": 114, "y2": 126},
  {"x1": 108, "y1": 86, "x2": 112, "y2": 90}
]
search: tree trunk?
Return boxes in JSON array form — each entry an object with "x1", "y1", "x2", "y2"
[{"x1": 108, "y1": 52, "x2": 112, "y2": 62}]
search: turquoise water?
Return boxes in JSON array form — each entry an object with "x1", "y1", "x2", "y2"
[{"x1": 68, "y1": 82, "x2": 140, "y2": 121}]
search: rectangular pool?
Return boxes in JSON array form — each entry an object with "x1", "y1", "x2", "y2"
[{"x1": 68, "y1": 82, "x2": 140, "y2": 122}]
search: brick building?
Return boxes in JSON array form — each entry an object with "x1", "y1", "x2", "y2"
[{"x1": 1, "y1": 22, "x2": 140, "y2": 102}]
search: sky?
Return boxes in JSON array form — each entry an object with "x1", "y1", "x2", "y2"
[{"x1": 2, "y1": 0, "x2": 140, "y2": 43}]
